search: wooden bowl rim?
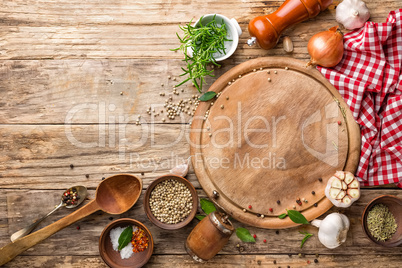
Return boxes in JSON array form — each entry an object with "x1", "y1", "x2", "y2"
[
  {"x1": 99, "y1": 218, "x2": 154, "y2": 268},
  {"x1": 143, "y1": 174, "x2": 198, "y2": 230},
  {"x1": 361, "y1": 194, "x2": 402, "y2": 247}
]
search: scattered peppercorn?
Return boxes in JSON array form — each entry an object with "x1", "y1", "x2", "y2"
[
  {"x1": 70, "y1": 164, "x2": 74, "y2": 169},
  {"x1": 315, "y1": 254, "x2": 319, "y2": 258},
  {"x1": 273, "y1": 260, "x2": 277, "y2": 264},
  {"x1": 338, "y1": 120, "x2": 342, "y2": 125},
  {"x1": 85, "y1": 174, "x2": 89, "y2": 178},
  {"x1": 277, "y1": 200, "x2": 281, "y2": 205},
  {"x1": 275, "y1": 230, "x2": 279, "y2": 235},
  {"x1": 287, "y1": 266, "x2": 290, "y2": 268},
  {"x1": 307, "y1": 260, "x2": 311, "y2": 264},
  {"x1": 102, "y1": 177, "x2": 105, "y2": 180},
  {"x1": 236, "y1": 244, "x2": 240, "y2": 248},
  {"x1": 314, "y1": 259, "x2": 319, "y2": 263},
  {"x1": 311, "y1": 191, "x2": 315, "y2": 195},
  {"x1": 314, "y1": 203, "x2": 318, "y2": 207},
  {"x1": 263, "y1": 239, "x2": 267, "y2": 243},
  {"x1": 108, "y1": 217, "x2": 113, "y2": 221},
  {"x1": 257, "y1": 260, "x2": 261, "y2": 265},
  {"x1": 248, "y1": 205, "x2": 252, "y2": 209},
  {"x1": 76, "y1": 226, "x2": 80, "y2": 230},
  {"x1": 318, "y1": 178, "x2": 323, "y2": 182},
  {"x1": 288, "y1": 254, "x2": 292, "y2": 258},
  {"x1": 253, "y1": 234, "x2": 257, "y2": 239},
  {"x1": 257, "y1": 213, "x2": 261, "y2": 217},
  {"x1": 269, "y1": 208, "x2": 273, "y2": 212}
]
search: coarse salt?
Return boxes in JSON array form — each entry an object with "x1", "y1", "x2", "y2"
[{"x1": 109, "y1": 225, "x2": 138, "y2": 259}]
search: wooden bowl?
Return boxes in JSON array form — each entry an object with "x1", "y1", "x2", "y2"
[
  {"x1": 144, "y1": 174, "x2": 198, "y2": 230},
  {"x1": 99, "y1": 218, "x2": 154, "y2": 268},
  {"x1": 362, "y1": 195, "x2": 402, "y2": 247}
]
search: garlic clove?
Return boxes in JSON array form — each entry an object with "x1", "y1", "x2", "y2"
[
  {"x1": 349, "y1": 179, "x2": 360, "y2": 188},
  {"x1": 329, "y1": 188, "x2": 341, "y2": 199},
  {"x1": 325, "y1": 171, "x2": 361, "y2": 208},
  {"x1": 169, "y1": 156, "x2": 191, "y2": 177},
  {"x1": 341, "y1": 181, "x2": 348, "y2": 190},
  {"x1": 344, "y1": 172, "x2": 354, "y2": 184},
  {"x1": 331, "y1": 178, "x2": 342, "y2": 188},
  {"x1": 336, "y1": 190, "x2": 346, "y2": 200},
  {"x1": 312, "y1": 213, "x2": 350, "y2": 249},
  {"x1": 347, "y1": 188, "x2": 360, "y2": 199}
]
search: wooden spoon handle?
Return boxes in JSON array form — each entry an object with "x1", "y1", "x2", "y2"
[{"x1": 0, "y1": 200, "x2": 100, "y2": 266}]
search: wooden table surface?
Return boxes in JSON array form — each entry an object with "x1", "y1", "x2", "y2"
[{"x1": 1, "y1": 0, "x2": 401, "y2": 267}]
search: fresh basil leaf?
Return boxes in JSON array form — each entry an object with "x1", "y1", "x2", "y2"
[
  {"x1": 286, "y1": 210, "x2": 309, "y2": 225},
  {"x1": 300, "y1": 231, "x2": 313, "y2": 248},
  {"x1": 199, "y1": 91, "x2": 217, "y2": 101},
  {"x1": 236, "y1": 227, "x2": 256, "y2": 243},
  {"x1": 278, "y1": 213, "x2": 287, "y2": 219},
  {"x1": 195, "y1": 215, "x2": 206, "y2": 221},
  {"x1": 118, "y1": 226, "x2": 133, "y2": 251},
  {"x1": 200, "y1": 198, "x2": 217, "y2": 214}
]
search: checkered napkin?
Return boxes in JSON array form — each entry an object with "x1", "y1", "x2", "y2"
[{"x1": 317, "y1": 9, "x2": 402, "y2": 187}]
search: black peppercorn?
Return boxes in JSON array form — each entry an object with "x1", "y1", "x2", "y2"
[
  {"x1": 314, "y1": 203, "x2": 318, "y2": 207},
  {"x1": 288, "y1": 254, "x2": 292, "y2": 258},
  {"x1": 70, "y1": 164, "x2": 74, "y2": 169},
  {"x1": 109, "y1": 217, "x2": 113, "y2": 221},
  {"x1": 257, "y1": 213, "x2": 261, "y2": 217},
  {"x1": 314, "y1": 259, "x2": 318, "y2": 263},
  {"x1": 102, "y1": 177, "x2": 105, "y2": 180},
  {"x1": 85, "y1": 174, "x2": 89, "y2": 178},
  {"x1": 318, "y1": 178, "x2": 323, "y2": 182},
  {"x1": 311, "y1": 191, "x2": 315, "y2": 195},
  {"x1": 257, "y1": 260, "x2": 261, "y2": 265},
  {"x1": 141, "y1": 172, "x2": 145, "y2": 176},
  {"x1": 273, "y1": 260, "x2": 277, "y2": 264},
  {"x1": 275, "y1": 230, "x2": 279, "y2": 235},
  {"x1": 277, "y1": 200, "x2": 281, "y2": 205}
]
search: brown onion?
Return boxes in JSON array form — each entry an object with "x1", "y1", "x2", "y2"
[{"x1": 307, "y1": 26, "x2": 344, "y2": 68}]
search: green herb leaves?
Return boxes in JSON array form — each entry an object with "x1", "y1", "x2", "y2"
[
  {"x1": 236, "y1": 227, "x2": 256, "y2": 242},
  {"x1": 173, "y1": 15, "x2": 230, "y2": 92},
  {"x1": 200, "y1": 198, "x2": 217, "y2": 214},
  {"x1": 286, "y1": 210, "x2": 309, "y2": 225},
  {"x1": 199, "y1": 91, "x2": 217, "y2": 101},
  {"x1": 300, "y1": 231, "x2": 313, "y2": 248},
  {"x1": 118, "y1": 226, "x2": 133, "y2": 251},
  {"x1": 278, "y1": 213, "x2": 287, "y2": 219},
  {"x1": 195, "y1": 215, "x2": 206, "y2": 221}
]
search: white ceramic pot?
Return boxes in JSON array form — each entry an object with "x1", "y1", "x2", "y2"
[{"x1": 190, "y1": 14, "x2": 242, "y2": 61}]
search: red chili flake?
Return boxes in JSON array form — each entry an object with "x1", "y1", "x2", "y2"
[
  {"x1": 307, "y1": 260, "x2": 311, "y2": 264},
  {"x1": 248, "y1": 205, "x2": 252, "y2": 209},
  {"x1": 263, "y1": 239, "x2": 267, "y2": 243},
  {"x1": 76, "y1": 226, "x2": 80, "y2": 230},
  {"x1": 337, "y1": 121, "x2": 342, "y2": 125},
  {"x1": 253, "y1": 234, "x2": 257, "y2": 239},
  {"x1": 131, "y1": 227, "x2": 149, "y2": 253},
  {"x1": 269, "y1": 208, "x2": 273, "y2": 212}
]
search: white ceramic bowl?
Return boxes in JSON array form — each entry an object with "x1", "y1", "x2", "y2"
[{"x1": 191, "y1": 14, "x2": 242, "y2": 61}]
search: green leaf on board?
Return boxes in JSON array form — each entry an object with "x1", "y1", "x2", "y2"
[
  {"x1": 118, "y1": 226, "x2": 133, "y2": 251},
  {"x1": 236, "y1": 227, "x2": 256, "y2": 243},
  {"x1": 195, "y1": 215, "x2": 206, "y2": 221},
  {"x1": 286, "y1": 210, "x2": 309, "y2": 225},
  {"x1": 199, "y1": 91, "x2": 217, "y2": 101},
  {"x1": 278, "y1": 213, "x2": 287, "y2": 219},
  {"x1": 200, "y1": 198, "x2": 217, "y2": 214},
  {"x1": 300, "y1": 231, "x2": 313, "y2": 248}
]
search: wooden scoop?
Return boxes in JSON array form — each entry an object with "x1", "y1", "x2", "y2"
[{"x1": 0, "y1": 174, "x2": 143, "y2": 266}]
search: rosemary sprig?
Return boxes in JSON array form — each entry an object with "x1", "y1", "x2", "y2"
[{"x1": 172, "y1": 15, "x2": 230, "y2": 92}]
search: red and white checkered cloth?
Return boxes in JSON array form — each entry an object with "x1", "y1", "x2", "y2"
[{"x1": 317, "y1": 9, "x2": 402, "y2": 188}]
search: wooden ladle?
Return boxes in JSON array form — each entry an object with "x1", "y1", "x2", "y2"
[{"x1": 0, "y1": 174, "x2": 143, "y2": 266}]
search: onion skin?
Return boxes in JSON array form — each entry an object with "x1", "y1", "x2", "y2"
[{"x1": 307, "y1": 26, "x2": 344, "y2": 67}]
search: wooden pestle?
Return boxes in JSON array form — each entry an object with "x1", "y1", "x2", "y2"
[{"x1": 248, "y1": 0, "x2": 333, "y2": 49}]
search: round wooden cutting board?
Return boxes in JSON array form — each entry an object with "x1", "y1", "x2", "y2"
[{"x1": 190, "y1": 57, "x2": 361, "y2": 229}]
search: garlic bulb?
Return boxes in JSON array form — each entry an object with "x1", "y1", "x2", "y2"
[
  {"x1": 169, "y1": 156, "x2": 191, "y2": 177},
  {"x1": 325, "y1": 171, "x2": 360, "y2": 208},
  {"x1": 336, "y1": 0, "x2": 370, "y2": 30},
  {"x1": 311, "y1": 213, "x2": 350, "y2": 249}
]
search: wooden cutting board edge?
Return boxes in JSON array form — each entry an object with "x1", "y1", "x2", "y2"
[{"x1": 190, "y1": 57, "x2": 361, "y2": 229}]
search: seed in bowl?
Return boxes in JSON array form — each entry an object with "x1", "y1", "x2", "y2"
[{"x1": 149, "y1": 179, "x2": 193, "y2": 224}]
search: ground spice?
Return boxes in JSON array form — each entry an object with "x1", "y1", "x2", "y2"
[
  {"x1": 131, "y1": 227, "x2": 149, "y2": 253},
  {"x1": 367, "y1": 204, "x2": 397, "y2": 241}
]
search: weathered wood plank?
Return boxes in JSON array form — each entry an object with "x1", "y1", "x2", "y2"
[
  {"x1": 1, "y1": 189, "x2": 401, "y2": 257},
  {"x1": 0, "y1": 1, "x2": 399, "y2": 59},
  {"x1": 2, "y1": 254, "x2": 402, "y2": 268}
]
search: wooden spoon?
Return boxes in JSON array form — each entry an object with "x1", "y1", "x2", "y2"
[{"x1": 0, "y1": 174, "x2": 142, "y2": 266}]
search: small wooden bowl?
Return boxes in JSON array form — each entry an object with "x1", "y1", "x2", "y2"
[
  {"x1": 144, "y1": 174, "x2": 198, "y2": 230},
  {"x1": 99, "y1": 218, "x2": 154, "y2": 268},
  {"x1": 362, "y1": 195, "x2": 402, "y2": 247}
]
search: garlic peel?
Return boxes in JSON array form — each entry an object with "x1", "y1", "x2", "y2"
[
  {"x1": 336, "y1": 0, "x2": 370, "y2": 30},
  {"x1": 169, "y1": 156, "x2": 191, "y2": 177},
  {"x1": 325, "y1": 171, "x2": 360, "y2": 208},
  {"x1": 311, "y1": 213, "x2": 350, "y2": 249}
]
